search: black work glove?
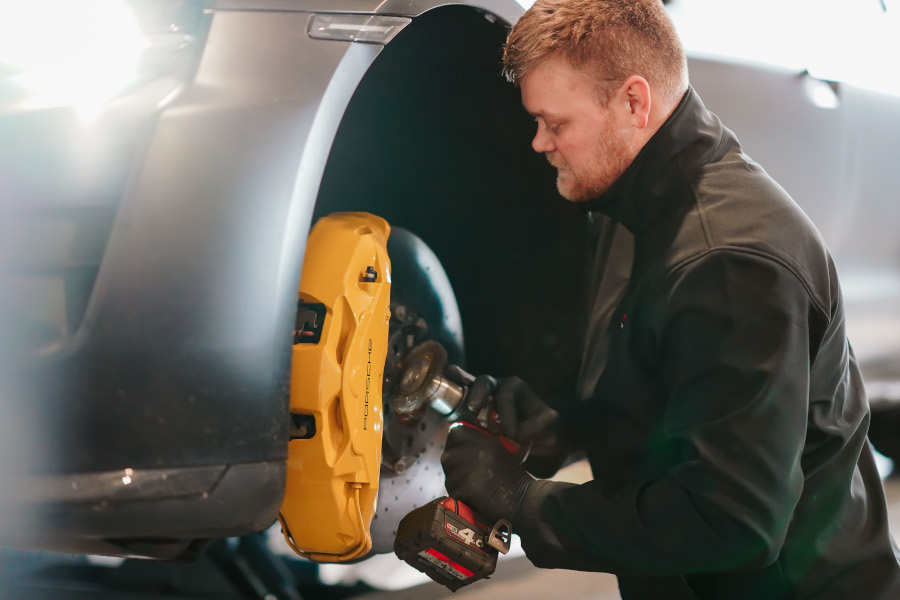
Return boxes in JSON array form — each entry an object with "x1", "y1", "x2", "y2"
[
  {"x1": 443, "y1": 368, "x2": 556, "y2": 444},
  {"x1": 494, "y1": 376, "x2": 556, "y2": 444},
  {"x1": 444, "y1": 368, "x2": 573, "y2": 478},
  {"x1": 440, "y1": 425, "x2": 534, "y2": 525},
  {"x1": 494, "y1": 377, "x2": 572, "y2": 478},
  {"x1": 443, "y1": 365, "x2": 496, "y2": 421}
]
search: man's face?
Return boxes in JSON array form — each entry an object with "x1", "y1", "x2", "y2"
[{"x1": 520, "y1": 57, "x2": 634, "y2": 202}]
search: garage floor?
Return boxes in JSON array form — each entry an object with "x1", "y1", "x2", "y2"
[{"x1": 359, "y1": 469, "x2": 900, "y2": 600}]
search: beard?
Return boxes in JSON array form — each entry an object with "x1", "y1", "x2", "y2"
[{"x1": 549, "y1": 118, "x2": 633, "y2": 203}]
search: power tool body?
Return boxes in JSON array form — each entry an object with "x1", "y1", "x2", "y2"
[{"x1": 394, "y1": 497, "x2": 511, "y2": 591}]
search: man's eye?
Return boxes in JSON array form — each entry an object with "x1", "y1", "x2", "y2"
[{"x1": 548, "y1": 122, "x2": 561, "y2": 134}]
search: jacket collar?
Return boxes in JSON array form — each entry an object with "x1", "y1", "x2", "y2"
[{"x1": 581, "y1": 87, "x2": 727, "y2": 233}]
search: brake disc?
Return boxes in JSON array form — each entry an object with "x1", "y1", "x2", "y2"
[{"x1": 369, "y1": 228, "x2": 463, "y2": 554}]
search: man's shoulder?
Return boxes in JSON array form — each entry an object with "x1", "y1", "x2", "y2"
[{"x1": 664, "y1": 148, "x2": 839, "y2": 313}]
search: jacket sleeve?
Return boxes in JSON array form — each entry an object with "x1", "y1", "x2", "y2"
[{"x1": 516, "y1": 250, "x2": 817, "y2": 576}]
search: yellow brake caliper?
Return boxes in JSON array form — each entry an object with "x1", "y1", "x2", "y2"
[{"x1": 279, "y1": 212, "x2": 391, "y2": 562}]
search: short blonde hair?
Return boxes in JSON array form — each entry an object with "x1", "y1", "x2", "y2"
[{"x1": 503, "y1": 0, "x2": 689, "y2": 107}]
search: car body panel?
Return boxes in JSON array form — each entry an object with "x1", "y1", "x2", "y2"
[
  {"x1": 4, "y1": 0, "x2": 585, "y2": 559},
  {"x1": 212, "y1": 0, "x2": 522, "y2": 24}
]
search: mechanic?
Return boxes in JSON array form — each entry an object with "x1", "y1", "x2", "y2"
[{"x1": 440, "y1": 0, "x2": 900, "y2": 598}]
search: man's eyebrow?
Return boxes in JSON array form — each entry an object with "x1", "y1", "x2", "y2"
[{"x1": 523, "y1": 106, "x2": 559, "y2": 120}]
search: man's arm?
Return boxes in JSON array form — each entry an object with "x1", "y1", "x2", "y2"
[{"x1": 515, "y1": 250, "x2": 816, "y2": 575}]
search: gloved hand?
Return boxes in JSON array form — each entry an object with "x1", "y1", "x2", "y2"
[
  {"x1": 440, "y1": 425, "x2": 534, "y2": 525},
  {"x1": 493, "y1": 376, "x2": 557, "y2": 444},
  {"x1": 494, "y1": 377, "x2": 572, "y2": 478},
  {"x1": 443, "y1": 365, "x2": 496, "y2": 422},
  {"x1": 444, "y1": 368, "x2": 573, "y2": 478},
  {"x1": 443, "y1": 367, "x2": 556, "y2": 444}
]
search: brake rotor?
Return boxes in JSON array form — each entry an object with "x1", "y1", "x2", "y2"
[
  {"x1": 369, "y1": 304, "x2": 450, "y2": 554},
  {"x1": 368, "y1": 228, "x2": 463, "y2": 554}
]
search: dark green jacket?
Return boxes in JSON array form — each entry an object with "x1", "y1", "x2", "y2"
[{"x1": 518, "y1": 88, "x2": 900, "y2": 599}]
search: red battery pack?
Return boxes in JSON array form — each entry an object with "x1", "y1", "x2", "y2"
[{"x1": 393, "y1": 497, "x2": 511, "y2": 592}]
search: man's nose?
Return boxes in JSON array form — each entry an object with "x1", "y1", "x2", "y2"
[{"x1": 532, "y1": 126, "x2": 555, "y2": 154}]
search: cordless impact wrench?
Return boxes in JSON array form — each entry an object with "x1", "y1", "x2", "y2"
[{"x1": 387, "y1": 341, "x2": 523, "y2": 591}]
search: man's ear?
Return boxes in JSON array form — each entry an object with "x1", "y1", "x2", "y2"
[{"x1": 621, "y1": 75, "x2": 652, "y2": 130}]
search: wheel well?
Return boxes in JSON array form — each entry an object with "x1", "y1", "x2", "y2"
[{"x1": 314, "y1": 5, "x2": 590, "y2": 399}]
